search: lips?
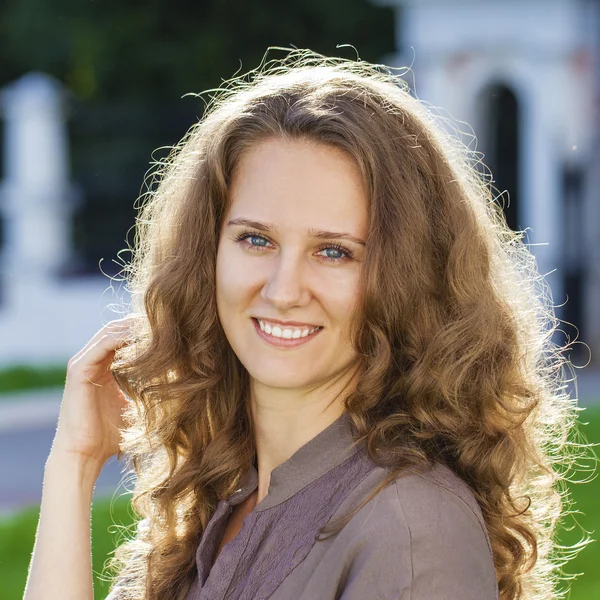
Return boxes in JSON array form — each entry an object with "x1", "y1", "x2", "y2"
[
  {"x1": 256, "y1": 318, "x2": 321, "y2": 336},
  {"x1": 252, "y1": 317, "x2": 323, "y2": 348},
  {"x1": 253, "y1": 317, "x2": 322, "y2": 329}
]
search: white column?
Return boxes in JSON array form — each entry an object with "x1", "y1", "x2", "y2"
[
  {"x1": 0, "y1": 72, "x2": 77, "y2": 289},
  {"x1": 519, "y1": 70, "x2": 565, "y2": 314}
]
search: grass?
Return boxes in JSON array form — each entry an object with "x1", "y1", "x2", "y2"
[
  {"x1": 0, "y1": 405, "x2": 598, "y2": 599},
  {"x1": 554, "y1": 402, "x2": 600, "y2": 599},
  {"x1": 0, "y1": 493, "x2": 135, "y2": 600},
  {"x1": 0, "y1": 365, "x2": 66, "y2": 396}
]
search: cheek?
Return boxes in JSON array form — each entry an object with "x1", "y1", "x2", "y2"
[
  {"x1": 215, "y1": 250, "x2": 235, "y2": 312},
  {"x1": 332, "y1": 277, "x2": 363, "y2": 331},
  {"x1": 216, "y1": 249, "x2": 255, "y2": 307},
  {"x1": 326, "y1": 272, "x2": 361, "y2": 310}
]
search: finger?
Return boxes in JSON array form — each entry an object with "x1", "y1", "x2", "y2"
[
  {"x1": 70, "y1": 316, "x2": 140, "y2": 363},
  {"x1": 69, "y1": 329, "x2": 134, "y2": 378}
]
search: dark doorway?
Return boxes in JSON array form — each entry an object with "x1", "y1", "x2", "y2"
[
  {"x1": 561, "y1": 165, "x2": 587, "y2": 364},
  {"x1": 479, "y1": 83, "x2": 520, "y2": 231}
]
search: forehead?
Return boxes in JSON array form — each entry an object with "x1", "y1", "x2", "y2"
[{"x1": 226, "y1": 138, "x2": 369, "y2": 233}]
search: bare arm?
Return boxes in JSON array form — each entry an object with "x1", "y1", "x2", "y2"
[
  {"x1": 23, "y1": 452, "x2": 104, "y2": 600},
  {"x1": 22, "y1": 317, "x2": 134, "y2": 600}
]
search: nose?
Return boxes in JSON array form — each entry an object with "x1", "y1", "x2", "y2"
[{"x1": 259, "y1": 251, "x2": 311, "y2": 309}]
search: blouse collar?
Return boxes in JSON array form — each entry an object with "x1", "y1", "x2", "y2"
[{"x1": 226, "y1": 410, "x2": 361, "y2": 511}]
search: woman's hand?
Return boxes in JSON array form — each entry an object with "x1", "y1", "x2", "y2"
[{"x1": 50, "y1": 317, "x2": 135, "y2": 468}]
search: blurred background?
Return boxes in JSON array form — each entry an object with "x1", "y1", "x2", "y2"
[{"x1": 0, "y1": 1, "x2": 598, "y2": 599}]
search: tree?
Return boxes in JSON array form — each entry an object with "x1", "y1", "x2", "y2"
[{"x1": 0, "y1": 0, "x2": 395, "y2": 273}]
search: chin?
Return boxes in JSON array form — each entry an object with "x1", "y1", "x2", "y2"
[{"x1": 246, "y1": 366, "x2": 320, "y2": 391}]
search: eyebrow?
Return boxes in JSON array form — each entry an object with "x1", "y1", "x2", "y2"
[{"x1": 226, "y1": 218, "x2": 366, "y2": 246}]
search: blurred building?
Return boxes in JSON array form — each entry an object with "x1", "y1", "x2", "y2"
[
  {"x1": 0, "y1": 73, "x2": 126, "y2": 366},
  {"x1": 0, "y1": 0, "x2": 599, "y2": 366},
  {"x1": 378, "y1": 0, "x2": 600, "y2": 363}
]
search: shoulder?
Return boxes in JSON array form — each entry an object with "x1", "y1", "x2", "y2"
[
  {"x1": 349, "y1": 461, "x2": 491, "y2": 546},
  {"x1": 336, "y1": 461, "x2": 498, "y2": 600},
  {"x1": 392, "y1": 461, "x2": 494, "y2": 555}
]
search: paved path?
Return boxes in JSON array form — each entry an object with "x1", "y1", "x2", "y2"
[
  {"x1": 0, "y1": 369, "x2": 598, "y2": 517},
  {"x1": 0, "y1": 425, "x2": 128, "y2": 518},
  {"x1": 0, "y1": 389, "x2": 129, "y2": 517}
]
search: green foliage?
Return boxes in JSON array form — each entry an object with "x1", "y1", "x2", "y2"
[
  {"x1": 0, "y1": 0, "x2": 395, "y2": 102},
  {"x1": 0, "y1": 0, "x2": 397, "y2": 276},
  {"x1": 0, "y1": 365, "x2": 66, "y2": 395}
]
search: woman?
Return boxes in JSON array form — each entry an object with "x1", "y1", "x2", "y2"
[{"x1": 23, "y1": 49, "x2": 589, "y2": 600}]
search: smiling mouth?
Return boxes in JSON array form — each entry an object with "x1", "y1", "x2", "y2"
[{"x1": 251, "y1": 318, "x2": 323, "y2": 347}]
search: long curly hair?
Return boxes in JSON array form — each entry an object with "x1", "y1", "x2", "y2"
[{"x1": 108, "y1": 48, "x2": 594, "y2": 600}]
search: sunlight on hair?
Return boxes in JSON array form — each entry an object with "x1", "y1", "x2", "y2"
[{"x1": 102, "y1": 46, "x2": 598, "y2": 600}]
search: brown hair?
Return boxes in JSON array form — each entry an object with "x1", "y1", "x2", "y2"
[{"x1": 108, "y1": 48, "x2": 595, "y2": 600}]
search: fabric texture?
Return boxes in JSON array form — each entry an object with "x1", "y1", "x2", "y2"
[{"x1": 107, "y1": 411, "x2": 499, "y2": 600}]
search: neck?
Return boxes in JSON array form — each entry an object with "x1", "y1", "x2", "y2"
[{"x1": 249, "y1": 364, "x2": 361, "y2": 504}]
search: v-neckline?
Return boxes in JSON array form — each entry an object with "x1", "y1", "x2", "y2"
[{"x1": 210, "y1": 489, "x2": 259, "y2": 568}]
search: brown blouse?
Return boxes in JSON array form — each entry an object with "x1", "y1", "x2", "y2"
[{"x1": 107, "y1": 412, "x2": 499, "y2": 600}]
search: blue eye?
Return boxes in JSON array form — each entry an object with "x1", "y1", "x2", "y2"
[{"x1": 232, "y1": 230, "x2": 354, "y2": 263}]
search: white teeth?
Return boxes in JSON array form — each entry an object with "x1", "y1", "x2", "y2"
[{"x1": 257, "y1": 319, "x2": 320, "y2": 339}]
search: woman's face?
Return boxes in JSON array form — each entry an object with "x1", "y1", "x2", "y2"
[{"x1": 216, "y1": 137, "x2": 368, "y2": 393}]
